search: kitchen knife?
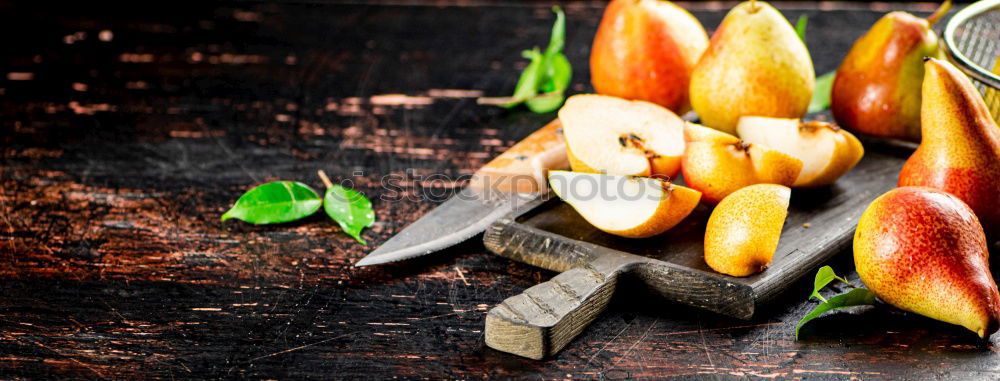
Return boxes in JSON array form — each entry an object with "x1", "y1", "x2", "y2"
[{"x1": 355, "y1": 120, "x2": 568, "y2": 267}]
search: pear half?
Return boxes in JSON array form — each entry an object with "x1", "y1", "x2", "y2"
[
  {"x1": 737, "y1": 116, "x2": 864, "y2": 188},
  {"x1": 559, "y1": 94, "x2": 685, "y2": 179},
  {"x1": 549, "y1": 171, "x2": 701, "y2": 238}
]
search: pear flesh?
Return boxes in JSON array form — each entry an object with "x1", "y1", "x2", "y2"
[
  {"x1": 559, "y1": 94, "x2": 685, "y2": 178},
  {"x1": 737, "y1": 116, "x2": 864, "y2": 188},
  {"x1": 549, "y1": 171, "x2": 700, "y2": 238}
]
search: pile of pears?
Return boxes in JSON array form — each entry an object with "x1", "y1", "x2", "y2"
[{"x1": 584, "y1": 0, "x2": 1000, "y2": 338}]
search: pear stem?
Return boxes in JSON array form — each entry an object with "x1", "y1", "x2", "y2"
[
  {"x1": 749, "y1": 0, "x2": 759, "y2": 12},
  {"x1": 926, "y1": 0, "x2": 952, "y2": 26},
  {"x1": 317, "y1": 170, "x2": 334, "y2": 189}
]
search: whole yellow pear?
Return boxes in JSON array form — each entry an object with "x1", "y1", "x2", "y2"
[{"x1": 689, "y1": 0, "x2": 814, "y2": 134}]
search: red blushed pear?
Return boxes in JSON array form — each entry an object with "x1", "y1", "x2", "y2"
[
  {"x1": 830, "y1": 0, "x2": 951, "y2": 141},
  {"x1": 898, "y1": 58, "x2": 1000, "y2": 233},
  {"x1": 855, "y1": 187, "x2": 1000, "y2": 338},
  {"x1": 590, "y1": 0, "x2": 709, "y2": 114}
]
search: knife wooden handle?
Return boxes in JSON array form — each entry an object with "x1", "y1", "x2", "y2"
[
  {"x1": 470, "y1": 120, "x2": 567, "y2": 193},
  {"x1": 484, "y1": 255, "x2": 629, "y2": 360}
]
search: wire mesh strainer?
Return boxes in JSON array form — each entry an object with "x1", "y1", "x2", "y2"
[{"x1": 944, "y1": 0, "x2": 1000, "y2": 119}]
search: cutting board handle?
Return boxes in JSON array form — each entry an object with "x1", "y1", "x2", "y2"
[{"x1": 484, "y1": 256, "x2": 629, "y2": 360}]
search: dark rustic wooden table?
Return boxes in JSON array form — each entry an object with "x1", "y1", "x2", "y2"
[{"x1": 3, "y1": 1, "x2": 998, "y2": 379}]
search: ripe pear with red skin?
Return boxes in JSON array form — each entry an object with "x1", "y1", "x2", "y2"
[
  {"x1": 854, "y1": 187, "x2": 1000, "y2": 338},
  {"x1": 590, "y1": 0, "x2": 709, "y2": 113},
  {"x1": 898, "y1": 58, "x2": 1000, "y2": 233},
  {"x1": 831, "y1": 1, "x2": 951, "y2": 141}
]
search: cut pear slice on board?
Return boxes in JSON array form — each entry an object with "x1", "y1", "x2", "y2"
[
  {"x1": 548, "y1": 171, "x2": 700, "y2": 238},
  {"x1": 737, "y1": 116, "x2": 864, "y2": 188},
  {"x1": 559, "y1": 94, "x2": 685, "y2": 178}
]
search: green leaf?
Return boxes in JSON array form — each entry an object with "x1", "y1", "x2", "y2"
[
  {"x1": 222, "y1": 181, "x2": 323, "y2": 224},
  {"x1": 324, "y1": 185, "x2": 375, "y2": 244},
  {"x1": 796, "y1": 288, "x2": 877, "y2": 340},
  {"x1": 502, "y1": 6, "x2": 572, "y2": 113},
  {"x1": 526, "y1": 92, "x2": 565, "y2": 113},
  {"x1": 503, "y1": 48, "x2": 544, "y2": 108},
  {"x1": 532, "y1": 7, "x2": 571, "y2": 111},
  {"x1": 811, "y1": 266, "x2": 837, "y2": 302},
  {"x1": 808, "y1": 71, "x2": 836, "y2": 113},
  {"x1": 795, "y1": 15, "x2": 808, "y2": 43},
  {"x1": 545, "y1": 6, "x2": 566, "y2": 57},
  {"x1": 540, "y1": 52, "x2": 572, "y2": 94},
  {"x1": 526, "y1": 53, "x2": 571, "y2": 113}
]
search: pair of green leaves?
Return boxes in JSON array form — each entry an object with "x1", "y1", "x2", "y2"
[
  {"x1": 795, "y1": 266, "x2": 876, "y2": 339},
  {"x1": 796, "y1": 14, "x2": 837, "y2": 114},
  {"x1": 502, "y1": 6, "x2": 572, "y2": 113},
  {"x1": 221, "y1": 172, "x2": 375, "y2": 245}
]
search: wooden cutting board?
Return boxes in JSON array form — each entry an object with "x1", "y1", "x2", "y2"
[{"x1": 481, "y1": 142, "x2": 912, "y2": 359}]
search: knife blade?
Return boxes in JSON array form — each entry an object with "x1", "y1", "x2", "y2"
[{"x1": 355, "y1": 120, "x2": 567, "y2": 267}]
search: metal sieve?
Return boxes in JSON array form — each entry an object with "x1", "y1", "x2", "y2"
[{"x1": 943, "y1": 0, "x2": 1000, "y2": 118}]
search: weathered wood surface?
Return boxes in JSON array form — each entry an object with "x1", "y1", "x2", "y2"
[{"x1": 2, "y1": 1, "x2": 998, "y2": 379}]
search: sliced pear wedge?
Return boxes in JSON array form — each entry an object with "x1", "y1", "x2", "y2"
[
  {"x1": 559, "y1": 94, "x2": 685, "y2": 178},
  {"x1": 704, "y1": 184, "x2": 791, "y2": 277},
  {"x1": 737, "y1": 116, "x2": 864, "y2": 188},
  {"x1": 681, "y1": 122, "x2": 802, "y2": 204},
  {"x1": 549, "y1": 171, "x2": 701, "y2": 238}
]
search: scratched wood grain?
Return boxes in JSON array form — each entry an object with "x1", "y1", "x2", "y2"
[{"x1": 1, "y1": 1, "x2": 998, "y2": 379}]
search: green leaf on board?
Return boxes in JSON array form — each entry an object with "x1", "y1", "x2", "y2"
[
  {"x1": 795, "y1": 15, "x2": 808, "y2": 43},
  {"x1": 221, "y1": 181, "x2": 323, "y2": 224},
  {"x1": 503, "y1": 6, "x2": 571, "y2": 113},
  {"x1": 808, "y1": 71, "x2": 836, "y2": 113},
  {"x1": 796, "y1": 288, "x2": 877, "y2": 340},
  {"x1": 324, "y1": 185, "x2": 376, "y2": 245}
]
